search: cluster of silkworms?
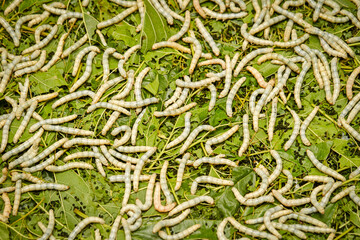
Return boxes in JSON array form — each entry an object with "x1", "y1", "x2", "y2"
[{"x1": 1, "y1": 0, "x2": 360, "y2": 239}]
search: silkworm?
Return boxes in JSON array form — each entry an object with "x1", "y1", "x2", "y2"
[
  {"x1": 271, "y1": 222, "x2": 307, "y2": 239},
  {"x1": 175, "y1": 76, "x2": 220, "y2": 89},
  {"x1": 0, "y1": 56, "x2": 21, "y2": 93},
  {"x1": 110, "y1": 98, "x2": 159, "y2": 109},
  {"x1": 290, "y1": 224, "x2": 336, "y2": 233},
  {"x1": 118, "y1": 45, "x2": 141, "y2": 78},
  {"x1": 195, "y1": 18, "x2": 220, "y2": 56},
  {"x1": 0, "y1": 187, "x2": 15, "y2": 194},
  {"x1": 331, "y1": 186, "x2": 355, "y2": 203},
  {"x1": 42, "y1": 31, "x2": 69, "y2": 71},
  {"x1": 15, "y1": 14, "x2": 40, "y2": 40},
  {"x1": 110, "y1": 0, "x2": 137, "y2": 7},
  {"x1": 310, "y1": 185, "x2": 326, "y2": 214},
  {"x1": 42, "y1": 4, "x2": 67, "y2": 15},
  {"x1": 70, "y1": 51, "x2": 98, "y2": 92},
  {"x1": 116, "y1": 146, "x2": 155, "y2": 153},
  {"x1": 294, "y1": 61, "x2": 311, "y2": 108},
  {"x1": 207, "y1": 84, "x2": 217, "y2": 111},
  {"x1": 121, "y1": 162, "x2": 132, "y2": 206},
  {"x1": 300, "y1": 106, "x2": 319, "y2": 146},
  {"x1": 275, "y1": 170, "x2": 294, "y2": 195},
  {"x1": 108, "y1": 216, "x2": 121, "y2": 240},
  {"x1": 13, "y1": 100, "x2": 38, "y2": 143},
  {"x1": 12, "y1": 180, "x2": 22, "y2": 216},
  {"x1": 68, "y1": 217, "x2": 105, "y2": 240},
  {"x1": 14, "y1": 60, "x2": 38, "y2": 72},
  {"x1": 165, "y1": 87, "x2": 183, "y2": 108},
  {"x1": 174, "y1": 153, "x2": 190, "y2": 191},
  {"x1": 109, "y1": 174, "x2": 151, "y2": 182},
  {"x1": 153, "y1": 208, "x2": 190, "y2": 233},
  {"x1": 306, "y1": 149, "x2": 346, "y2": 181},
  {"x1": 111, "y1": 71, "x2": 134, "y2": 100},
  {"x1": 4, "y1": 0, "x2": 23, "y2": 15},
  {"x1": 0, "y1": 168, "x2": 7, "y2": 185},
  {"x1": 168, "y1": 196, "x2": 214, "y2": 216},
  {"x1": 279, "y1": 213, "x2": 328, "y2": 228},
  {"x1": 338, "y1": 92, "x2": 360, "y2": 126},
  {"x1": 347, "y1": 36, "x2": 360, "y2": 43},
  {"x1": 238, "y1": 114, "x2": 250, "y2": 157},
  {"x1": 29, "y1": 114, "x2": 78, "y2": 133},
  {"x1": 8, "y1": 139, "x2": 41, "y2": 170},
  {"x1": 318, "y1": 61, "x2": 333, "y2": 105},
  {"x1": 241, "y1": 23, "x2": 274, "y2": 46},
  {"x1": 272, "y1": 189, "x2": 311, "y2": 207},
  {"x1": 232, "y1": 187, "x2": 275, "y2": 205},
  {"x1": 327, "y1": 57, "x2": 340, "y2": 105},
  {"x1": 217, "y1": 217, "x2": 229, "y2": 240},
  {"x1": 205, "y1": 125, "x2": 239, "y2": 155},
  {"x1": 133, "y1": 147, "x2": 157, "y2": 191},
  {"x1": 301, "y1": 45, "x2": 325, "y2": 89},
  {"x1": 61, "y1": 35, "x2": 88, "y2": 59},
  {"x1": 111, "y1": 125, "x2": 132, "y2": 147},
  {"x1": 63, "y1": 138, "x2": 110, "y2": 148},
  {"x1": 193, "y1": 156, "x2": 236, "y2": 168},
  {"x1": 319, "y1": 37, "x2": 347, "y2": 59},
  {"x1": 263, "y1": 206, "x2": 283, "y2": 239},
  {"x1": 249, "y1": 89, "x2": 265, "y2": 117},
  {"x1": 226, "y1": 77, "x2": 247, "y2": 117},
  {"x1": 245, "y1": 210, "x2": 292, "y2": 225},
  {"x1": 265, "y1": 97, "x2": 278, "y2": 141},
  {"x1": 253, "y1": 82, "x2": 273, "y2": 132},
  {"x1": 57, "y1": 12, "x2": 83, "y2": 25},
  {"x1": 283, "y1": 110, "x2": 301, "y2": 151},
  {"x1": 148, "y1": 0, "x2": 173, "y2": 24},
  {"x1": 134, "y1": 67, "x2": 150, "y2": 113},
  {"x1": 234, "y1": 48, "x2": 273, "y2": 76},
  {"x1": 72, "y1": 46, "x2": 100, "y2": 77},
  {"x1": 160, "y1": 161, "x2": 174, "y2": 204},
  {"x1": 349, "y1": 190, "x2": 360, "y2": 206},
  {"x1": 63, "y1": 151, "x2": 104, "y2": 162},
  {"x1": 93, "y1": 77, "x2": 123, "y2": 105},
  {"x1": 38, "y1": 209, "x2": 55, "y2": 240},
  {"x1": 22, "y1": 23, "x2": 57, "y2": 54},
  {"x1": 87, "y1": 102, "x2": 131, "y2": 115},
  {"x1": 120, "y1": 218, "x2": 131, "y2": 240},
  {"x1": 34, "y1": 24, "x2": 52, "y2": 43},
  {"x1": 158, "y1": 224, "x2": 201, "y2": 240},
  {"x1": 217, "y1": 55, "x2": 232, "y2": 99},
  {"x1": 52, "y1": 90, "x2": 95, "y2": 109},
  {"x1": 350, "y1": 166, "x2": 360, "y2": 179},
  {"x1": 154, "y1": 182, "x2": 176, "y2": 212},
  {"x1": 20, "y1": 183, "x2": 69, "y2": 193},
  {"x1": 136, "y1": 173, "x2": 156, "y2": 210},
  {"x1": 346, "y1": 65, "x2": 360, "y2": 101},
  {"x1": 154, "y1": 102, "x2": 197, "y2": 117},
  {"x1": 191, "y1": 176, "x2": 234, "y2": 195},
  {"x1": 1, "y1": 193, "x2": 11, "y2": 221},
  {"x1": 197, "y1": 59, "x2": 226, "y2": 69},
  {"x1": 102, "y1": 111, "x2": 121, "y2": 136},
  {"x1": 167, "y1": 11, "x2": 190, "y2": 41},
  {"x1": 43, "y1": 125, "x2": 94, "y2": 136},
  {"x1": 0, "y1": 17, "x2": 19, "y2": 47},
  {"x1": 15, "y1": 50, "x2": 47, "y2": 77},
  {"x1": 202, "y1": 7, "x2": 248, "y2": 20},
  {"x1": 179, "y1": 125, "x2": 215, "y2": 154},
  {"x1": 23, "y1": 150, "x2": 65, "y2": 173},
  {"x1": 95, "y1": 158, "x2": 106, "y2": 177},
  {"x1": 340, "y1": 9, "x2": 360, "y2": 28},
  {"x1": 227, "y1": 217, "x2": 277, "y2": 240},
  {"x1": 244, "y1": 167, "x2": 269, "y2": 199},
  {"x1": 182, "y1": 36, "x2": 204, "y2": 74}
]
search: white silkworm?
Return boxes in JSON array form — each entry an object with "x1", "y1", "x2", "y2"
[
  {"x1": 195, "y1": 18, "x2": 219, "y2": 56},
  {"x1": 154, "y1": 102, "x2": 197, "y2": 117},
  {"x1": 0, "y1": 17, "x2": 19, "y2": 47},
  {"x1": 14, "y1": 61, "x2": 37, "y2": 71},
  {"x1": 41, "y1": 32, "x2": 69, "y2": 71},
  {"x1": 208, "y1": 84, "x2": 217, "y2": 111},
  {"x1": 217, "y1": 217, "x2": 229, "y2": 240},
  {"x1": 154, "y1": 182, "x2": 176, "y2": 212},
  {"x1": 109, "y1": 174, "x2": 151, "y2": 182},
  {"x1": 272, "y1": 222, "x2": 307, "y2": 239},
  {"x1": 319, "y1": 37, "x2": 347, "y2": 59},
  {"x1": 101, "y1": 48, "x2": 117, "y2": 82},
  {"x1": 198, "y1": 59, "x2": 226, "y2": 69},
  {"x1": 14, "y1": 50, "x2": 47, "y2": 77},
  {"x1": 63, "y1": 138, "x2": 110, "y2": 148},
  {"x1": 159, "y1": 0, "x2": 184, "y2": 21},
  {"x1": 95, "y1": 158, "x2": 106, "y2": 177},
  {"x1": 111, "y1": 70, "x2": 134, "y2": 100},
  {"x1": 191, "y1": 176, "x2": 234, "y2": 195},
  {"x1": 29, "y1": 114, "x2": 78, "y2": 133},
  {"x1": 182, "y1": 37, "x2": 202, "y2": 74},
  {"x1": 310, "y1": 185, "x2": 326, "y2": 214},
  {"x1": 4, "y1": 0, "x2": 23, "y2": 15},
  {"x1": 136, "y1": 173, "x2": 156, "y2": 210},
  {"x1": 15, "y1": 14, "x2": 40, "y2": 40},
  {"x1": 234, "y1": 48, "x2": 273, "y2": 76},
  {"x1": 136, "y1": 0, "x2": 145, "y2": 31},
  {"x1": 158, "y1": 224, "x2": 201, "y2": 240},
  {"x1": 110, "y1": 0, "x2": 137, "y2": 7},
  {"x1": 227, "y1": 217, "x2": 277, "y2": 240},
  {"x1": 0, "y1": 168, "x2": 7, "y2": 184},
  {"x1": 179, "y1": 125, "x2": 216, "y2": 154},
  {"x1": 290, "y1": 224, "x2": 335, "y2": 233},
  {"x1": 226, "y1": 77, "x2": 247, "y2": 117},
  {"x1": 110, "y1": 98, "x2": 158, "y2": 109},
  {"x1": 174, "y1": 153, "x2": 190, "y2": 191},
  {"x1": 23, "y1": 150, "x2": 65, "y2": 173},
  {"x1": 349, "y1": 190, "x2": 360, "y2": 206},
  {"x1": 102, "y1": 111, "x2": 121, "y2": 136},
  {"x1": 131, "y1": 107, "x2": 146, "y2": 145},
  {"x1": 272, "y1": 189, "x2": 311, "y2": 207},
  {"x1": 245, "y1": 209, "x2": 292, "y2": 225},
  {"x1": 0, "y1": 187, "x2": 15, "y2": 194},
  {"x1": 350, "y1": 166, "x2": 360, "y2": 179},
  {"x1": 22, "y1": 23, "x2": 57, "y2": 54},
  {"x1": 153, "y1": 209, "x2": 190, "y2": 233},
  {"x1": 330, "y1": 57, "x2": 340, "y2": 104},
  {"x1": 244, "y1": 168, "x2": 269, "y2": 199},
  {"x1": 168, "y1": 11, "x2": 190, "y2": 41},
  {"x1": 205, "y1": 125, "x2": 239, "y2": 155},
  {"x1": 347, "y1": 37, "x2": 360, "y2": 43},
  {"x1": 300, "y1": 106, "x2": 319, "y2": 146},
  {"x1": 284, "y1": 110, "x2": 301, "y2": 151},
  {"x1": 63, "y1": 151, "x2": 103, "y2": 162},
  {"x1": 258, "y1": 53, "x2": 300, "y2": 73},
  {"x1": 0, "y1": 56, "x2": 21, "y2": 93},
  {"x1": 70, "y1": 51, "x2": 98, "y2": 92},
  {"x1": 21, "y1": 183, "x2": 69, "y2": 193},
  {"x1": 12, "y1": 180, "x2": 22, "y2": 216},
  {"x1": 300, "y1": 45, "x2": 324, "y2": 89},
  {"x1": 264, "y1": 206, "x2": 283, "y2": 239},
  {"x1": 165, "y1": 87, "x2": 183, "y2": 107},
  {"x1": 307, "y1": 149, "x2": 346, "y2": 181},
  {"x1": 175, "y1": 76, "x2": 220, "y2": 89},
  {"x1": 109, "y1": 149, "x2": 138, "y2": 164},
  {"x1": 134, "y1": 67, "x2": 150, "y2": 113},
  {"x1": 253, "y1": 82, "x2": 274, "y2": 132},
  {"x1": 72, "y1": 46, "x2": 100, "y2": 77},
  {"x1": 43, "y1": 125, "x2": 94, "y2": 136},
  {"x1": 42, "y1": 4, "x2": 67, "y2": 15},
  {"x1": 331, "y1": 186, "x2": 355, "y2": 203},
  {"x1": 238, "y1": 114, "x2": 250, "y2": 157},
  {"x1": 160, "y1": 161, "x2": 174, "y2": 204},
  {"x1": 122, "y1": 162, "x2": 132, "y2": 206},
  {"x1": 241, "y1": 23, "x2": 274, "y2": 46},
  {"x1": 133, "y1": 147, "x2": 157, "y2": 191},
  {"x1": 34, "y1": 24, "x2": 52, "y2": 44},
  {"x1": 340, "y1": 9, "x2": 360, "y2": 28},
  {"x1": 118, "y1": 45, "x2": 141, "y2": 78},
  {"x1": 13, "y1": 100, "x2": 38, "y2": 143},
  {"x1": 250, "y1": 15, "x2": 287, "y2": 35},
  {"x1": 168, "y1": 196, "x2": 214, "y2": 216},
  {"x1": 68, "y1": 217, "x2": 105, "y2": 240},
  {"x1": 45, "y1": 162, "x2": 94, "y2": 172},
  {"x1": 111, "y1": 125, "x2": 132, "y2": 147},
  {"x1": 347, "y1": 66, "x2": 360, "y2": 100},
  {"x1": 267, "y1": 98, "x2": 278, "y2": 141},
  {"x1": 217, "y1": 55, "x2": 232, "y2": 98},
  {"x1": 277, "y1": 170, "x2": 293, "y2": 194},
  {"x1": 318, "y1": 60, "x2": 333, "y2": 105},
  {"x1": 249, "y1": 89, "x2": 265, "y2": 116},
  {"x1": 52, "y1": 90, "x2": 95, "y2": 109},
  {"x1": 57, "y1": 12, "x2": 83, "y2": 25},
  {"x1": 193, "y1": 156, "x2": 236, "y2": 168},
  {"x1": 294, "y1": 62, "x2": 311, "y2": 109},
  {"x1": 338, "y1": 92, "x2": 360, "y2": 126},
  {"x1": 87, "y1": 102, "x2": 131, "y2": 115},
  {"x1": 116, "y1": 146, "x2": 155, "y2": 153},
  {"x1": 93, "y1": 77, "x2": 123, "y2": 105},
  {"x1": 38, "y1": 209, "x2": 55, "y2": 240},
  {"x1": 202, "y1": 7, "x2": 248, "y2": 20},
  {"x1": 108, "y1": 216, "x2": 121, "y2": 240},
  {"x1": 148, "y1": 0, "x2": 173, "y2": 24},
  {"x1": 279, "y1": 213, "x2": 327, "y2": 228},
  {"x1": 1, "y1": 193, "x2": 11, "y2": 220},
  {"x1": 61, "y1": 35, "x2": 88, "y2": 59},
  {"x1": 121, "y1": 218, "x2": 131, "y2": 240}
]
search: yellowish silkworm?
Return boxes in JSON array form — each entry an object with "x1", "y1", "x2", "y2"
[
  {"x1": 12, "y1": 180, "x2": 22, "y2": 216},
  {"x1": 23, "y1": 150, "x2": 65, "y2": 173},
  {"x1": 68, "y1": 217, "x2": 105, "y2": 240},
  {"x1": 202, "y1": 7, "x2": 248, "y2": 20},
  {"x1": 205, "y1": 125, "x2": 239, "y2": 155},
  {"x1": 133, "y1": 147, "x2": 157, "y2": 191},
  {"x1": 168, "y1": 196, "x2": 214, "y2": 216},
  {"x1": 61, "y1": 35, "x2": 88, "y2": 59},
  {"x1": 52, "y1": 91, "x2": 95, "y2": 109},
  {"x1": 111, "y1": 125, "x2": 132, "y2": 147},
  {"x1": 244, "y1": 168, "x2": 269, "y2": 199},
  {"x1": 160, "y1": 161, "x2": 174, "y2": 204},
  {"x1": 0, "y1": 17, "x2": 20, "y2": 47},
  {"x1": 93, "y1": 77, "x2": 123, "y2": 105},
  {"x1": 208, "y1": 84, "x2": 217, "y2": 111},
  {"x1": 102, "y1": 111, "x2": 121, "y2": 136},
  {"x1": 310, "y1": 185, "x2": 326, "y2": 214},
  {"x1": 226, "y1": 77, "x2": 247, "y2": 117},
  {"x1": 272, "y1": 189, "x2": 311, "y2": 207},
  {"x1": 21, "y1": 183, "x2": 69, "y2": 193},
  {"x1": 264, "y1": 206, "x2": 283, "y2": 239},
  {"x1": 182, "y1": 36, "x2": 202, "y2": 74},
  {"x1": 331, "y1": 186, "x2": 355, "y2": 203},
  {"x1": 13, "y1": 100, "x2": 38, "y2": 143},
  {"x1": 179, "y1": 125, "x2": 216, "y2": 154},
  {"x1": 29, "y1": 114, "x2": 78, "y2": 133},
  {"x1": 154, "y1": 182, "x2": 176, "y2": 212},
  {"x1": 153, "y1": 209, "x2": 191, "y2": 233},
  {"x1": 238, "y1": 114, "x2": 250, "y2": 157},
  {"x1": 234, "y1": 48, "x2": 273, "y2": 76},
  {"x1": 190, "y1": 176, "x2": 234, "y2": 195},
  {"x1": 63, "y1": 138, "x2": 110, "y2": 148},
  {"x1": 349, "y1": 190, "x2": 360, "y2": 206},
  {"x1": 195, "y1": 18, "x2": 220, "y2": 56},
  {"x1": 136, "y1": 173, "x2": 156, "y2": 210}
]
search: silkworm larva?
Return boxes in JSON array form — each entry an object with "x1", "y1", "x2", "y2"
[
  {"x1": 276, "y1": 170, "x2": 293, "y2": 195},
  {"x1": 253, "y1": 82, "x2": 274, "y2": 132},
  {"x1": 331, "y1": 186, "x2": 355, "y2": 203},
  {"x1": 111, "y1": 125, "x2": 132, "y2": 147},
  {"x1": 158, "y1": 224, "x2": 201, "y2": 240},
  {"x1": 118, "y1": 45, "x2": 141, "y2": 78},
  {"x1": 52, "y1": 90, "x2": 95, "y2": 109},
  {"x1": 43, "y1": 125, "x2": 94, "y2": 136},
  {"x1": 15, "y1": 14, "x2": 40, "y2": 40},
  {"x1": 101, "y1": 48, "x2": 118, "y2": 80},
  {"x1": 4, "y1": 0, "x2": 24, "y2": 15},
  {"x1": 57, "y1": 12, "x2": 83, "y2": 25},
  {"x1": 133, "y1": 148, "x2": 157, "y2": 191},
  {"x1": 135, "y1": 0, "x2": 145, "y2": 31},
  {"x1": 294, "y1": 62, "x2": 311, "y2": 109},
  {"x1": 29, "y1": 114, "x2": 78, "y2": 133},
  {"x1": 340, "y1": 9, "x2": 360, "y2": 28},
  {"x1": 165, "y1": 87, "x2": 183, "y2": 108},
  {"x1": 264, "y1": 206, "x2": 283, "y2": 239},
  {"x1": 0, "y1": 56, "x2": 21, "y2": 93},
  {"x1": 349, "y1": 190, "x2": 360, "y2": 206},
  {"x1": 244, "y1": 167, "x2": 269, "y2": 199},
  {"x1": 346, "y1": 65, "x2": 360, "y2": 101},
  {"x1": 152, "y1": 42, "x2": 191, "y2": 55},
  {"x1": 136, "y1": 173, "x2": 156, "y2": 210},
  {"x1": 95, "y1": 158, "x2": 106, "y2": 177},
  {"x1": 258, "y1": 53, "x2": 300, "y2": 73},
  {"x1": 300, "y1": 106, "x2": 319, "y2": 146},
  {"x1": 110, "y1": 0, "x2": 137, "y2": 7},
  {"x1": 23, "y1": 150, "x2": 65, "y2": 173},
  {"x1": 290, "y1": 224, "x2": 336, "y2": 233},
  {"x1": 217, "y1": 217, "x2": 229, "y2": 240},
  {"x1": 70, "y1": 51, "x2": 98, "y2": 92},
  {"x1": 93, "y1": 77, "x2": 123, "y2": 105},
  {"x1": 42, "y1": 4, "x2": 67, "y2": 15},
  {"x1": 205, "y1": 125, "x2": 239, "y2": 155},
  {"x1": 110, "y1": 98, "x2": 159, "y2": 109},
  {"x1": 202, "y1": 7, "x2": 248, "y2": 20},
  {"x1": 102, "y1": 111, "x2": 121, "y2": 136},
  {"x1": 347, "y1": 36, "x2": 360, "y2": 43},
  {"x1": 122, "y1": 162, "x2": 132, "y2": 207},
  {"x1": 22, "y1": 23, "x2": 57, "y2": 54},
  {"x1": 160, "y1": 161, "x2": 174, "y2": 204},
  {"x1": 193, "y1": 156, "x2": 237, "y2": 168},
  {"x1": 338, "y1": 92, "x2": 360, "y2": 126},
  {"x1": 61, "y1": 34, "x2": 88, "y2": 59},
  {"x1": 111, "y1": 71, "x2": 134, "y2": 100},
  {"x1": 1, "y1": 193, "x2": 11, "y2": 220},
  {"x1": 246, "y1": 66, "x2": 268, "y2": 88},
  {"x1": 63, "y1": 138, "x2": 110, "y2": 149},
  {"x1": 45, "y1": 162, "x2": 94, "y2": 172},
  {"x1": 284, "y1": 110, "x2": 301, "y2": 151},
  {"x1": 241, "y1": 23, "x2": 274, "y2": 46},
  {"x1": 8, "y1": 140, "x2": 40, "y2": 170},
  {"x1": 179, "y1": 125, "x2": 215, "y2": 154},
  {"x1": 87, "y1": 102, "x2": 131, "y2": 115},
  {"x1": 68, "y1": 217, "x2": 105, "y2": 240},
  {"x1": 34, "y1": 24, "x2": 52, "y2": 43},
  {"x1": 106, "y1": 216, "x2": 121, "y2": 240},
  {"x1": 195, "y1": 18, "x2": 220, "y2": 56},
  {"x1": 0, "y1": 187, "x2": 15, "y2": 194},
  {"x1": 121, "y1": 218, "x2": 131, "y2": 240},
  {"x1": 249, "y1": 88, "x2": 265, "y2": 116},
  {"x1": 307, "y1": 149, "x2": 346, "y2": 181},
  {"x1": 154, "y1": 182, "x2": 176, "y2": 212},
  {"x1": 175, "y1": 76, "x2": 220, "y2": 89},
  {"x1": 159, "y1": 0, "x2": 184, "y2": 21},
  {"x1": 154, "y1": 102, "x2": 197, "y2": 117},
  {"x1": 233, "y1": 192, "x2": 275, "y2": 205},
  {"x1": 279, "y1": 213, "x2": 328, "y2": 228},
  {"x1": 310, "y1": 185, "x2": 326, "y2": 214},
  {"x1": 153, "y1": 209, "x2": 190, "y2": 233},
  {"x1": 168, "y1": 11, "x2": 190, "y2": 41},
  {"x1": 20, "y1": 183, "x2": 69, "y2": 193},
  {"x1": 168, "y1": 196, "x2": 214, "y2": 216},
  {"x1": 271, "y1": 222, "x2": 307, "y2": 239},
  {"x1": 116, "y1": 146, "x2": 155, "y2": 153},
  {"x1": 272, "y1": 189, "x2": 311, "y2": 207},
  {"x1": 198, "y1": 59, "x2": 226, "y2": 69},
  {"x1": 14, "y1": 61, "x2": 38, "y2": 72},
  {"x1": 13, "y1": 100, "x2": 38, "y2": 143},
  {"x1": 238, "y1": 114, "x2": 250, "y2": 157},
  {"x1": 63, "y1": 151, "x2": 103, "y2": 162},
  {"x1": 191, "y1": 176, "x2": 234, "y2": 195},
  {"x1": 267, "y1": 98, "x2": 278, "y2": 142},
  {"x1": 328, "y1": 57, "x2": 340, "y2": 105},
  {"x1": 227, "y1": 217, "x2": 278, "y2": 240},
  {"x1": 245, "y1": 209, "x2": 292, "y2": 225},
  {"x1": 301, "y1": 45, "x2": 324, "y2": 89},
  {"x1": 41, "y1": 32, "x2": 69, "y2": 72},
  {"x1": 38, "y1": 209, "x2": 55, "y2": 240},
  {"x1": 318, "y1": 60, "x2": 333, "y2": 105},
  {"x1": 319, "y1": 37, "x2": 347, "y2": 59},
  {"x1": 108, "y1": 149, "x2": 138, "y2": 164},
  {"x1": 72, "y1": 46, "x2": 100, "y2": 77},
  {"x1": 207, "y1": 84, "x2": 217, "y2": 111},
  {"x1": 234, "y1": 48, "x2": 273, "y2": 76},
  {"x1": 350, "y1": 166, "x2": 360, "y2": 179},
  {"x1": 250, "y1": 15, "x2": 287, "y2": 35},
  {"x1": 148, "y1": 0, "x2": 173, "y2": 24},
  {"x1": 226, "y1": 77, "x2": 247, "y2": 117},
  {"x1": 313, "y1": 0, "x2": 325, "y2": 21},
  {"x1": 109, "y1": 174, "x2": 151, "y2": 182},
  {"x1": 130, "y1": 108, "x2": 146, "y2": 146},
  {"x1": 0, "y1": 168, "x2": 7, "y2": 184},
  {"x1": 174, "y1": 153, "x2": 190, "y2": 191},
  {"x1": 181, "y1": 36, "x2": 203, "y2": 74},
  {"x1": 0, "y1": 17, "x2": 19, "y2": 47}
]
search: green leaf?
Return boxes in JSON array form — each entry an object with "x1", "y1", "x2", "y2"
[
  {"x1": 83, "y1": 13, "x2": 99, "y2": 40},
  {"x1": 30, "y1": 64, "x2": 67, "y2": 94},
  {"x1": 144, "y1": 74, "x2": 159, "y2": 95}
]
